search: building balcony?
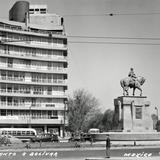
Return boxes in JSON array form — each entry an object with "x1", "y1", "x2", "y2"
[
  {"x1": 0, "y1": 116, "x2": 66, "y2": 125},
  {"x1": 0, "y1": 90, "x2": 67, "y2": 98},
  {"x1": 0, "y1": 21, "x2": 66, "y2": 37},
  {"x1": 3, "y1": 41, "x2": 67, "y2": 51},
  {"x1": 0, "y1": 77, "x2": 67, "y2": 87},
  {"x1": 0, "y1": 103, "x2": 66, "y2": 110},
  {"x1": 0, "y1": 51, "x2": 68, "y2": 63},
  {"x1": 0, "y1": 64, "x2": 67, "y2": 74}
]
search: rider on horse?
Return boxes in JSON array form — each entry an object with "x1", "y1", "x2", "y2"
[{"x1": 128, "y1": 68, "x2": 137, "y2": 84}]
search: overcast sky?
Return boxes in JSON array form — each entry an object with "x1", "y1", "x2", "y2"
[{"x1": 1, "y1": 0, "x2": 160, "y2": 114}]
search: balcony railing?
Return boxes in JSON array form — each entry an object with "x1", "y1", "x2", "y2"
[
  {"x1": 0, "y1": 63, "x2": 67, "y2": 73},
  {"x1": 0, "y1": 50, "x2": 67, "y2": 62},
  {"x1": 0, "y1": 103, "x2": 38, "y2": 108},
  {"x1": 0, "y1": 22, "x2": 65, "y2": 36},
  {"x1": 5, "y1": 39, "x2": 67, "y2": 48},
  {"x1": 0, "y1": 116, "x2": 65, "y2": 124},
  {"x1": 0, "y1": 76, "x2": 66, "y2": 85},
  {"x1": 0, "y1": 102, "x2": 65, "y2": 110},
  {"x1": 0, "y1": 89, "x2": 66, "y2": 97},
  {"x1": 0, "y1": 76, "x2": 24, "y2": 81}
]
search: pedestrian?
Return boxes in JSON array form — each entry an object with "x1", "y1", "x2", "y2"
[
  {"x1": 105, "y1": 134, "x2": 111, "y2": 158},
  {"x1": 25, "y1": 140, "x2": 31, "y2": 149}
]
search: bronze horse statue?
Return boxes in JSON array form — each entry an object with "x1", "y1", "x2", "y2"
[{"x1": 120, "y1": 76, "x2": 145, "y2": 96}]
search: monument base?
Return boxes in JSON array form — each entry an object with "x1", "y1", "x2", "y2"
[
  {"x1": 92, "y1": 132, "x2": 160, "y2": 141},
  {"x1": 114, "y1": 96, "x2": 154, "y2": 132}
]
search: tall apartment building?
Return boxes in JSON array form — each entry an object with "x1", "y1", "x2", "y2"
[{"x1": 0, "y1": 1, "x2": 68, "y2": 136}]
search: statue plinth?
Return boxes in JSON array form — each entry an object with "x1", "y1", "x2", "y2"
[{"x1": 114, "y1": 96, "x2": 155, "y2": 132}]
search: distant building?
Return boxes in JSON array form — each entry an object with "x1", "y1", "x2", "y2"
[{"x1": 0, "y1": 1, "x2": 68, "y2": 136}]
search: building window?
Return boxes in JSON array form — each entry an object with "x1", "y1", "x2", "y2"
[
  {"x1": 1, "y1": 84, "x2": 6, "y2": 92},
  {"x1": 25, "y1": 60, "x2": 31, "y2": 67},
  {"x1": 1, "y1": 109, "x2": 6, "y2": 116},
  {"x1": 31, "y1": 98, "x2": 36, "y2": 106},
  {"x1": 135, "y1": 107, "x2": 142, "y2": 119},
  {"x1": 47, "y1": 87, "x2": 52, "y2": 95},
  {"x1": 7, "y1": 97, "x2": 12, "y2": 106},
  {"x1": 8, "y1": 58, "x2": 13, "y2": 68},
  {"x1": 40, "y1": 8, "x2": 46, "y2": 14},
  {"x1": 14, "y1": 99, "x2": 18, "y2": 106},
  {"x1": 1, "y1": 71, "x2": 6, "y2": 80},
  {"x1": 50, "y1": 110, "x2": 58, "y2": 119},
  {"x1": 1, "y1": 96, "x2": 6, "y2": 105}
]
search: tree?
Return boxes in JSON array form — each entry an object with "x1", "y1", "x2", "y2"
[
  {"x1": 151, "y1": 114, "x2": 158, "y2": 130},
  {"x1": 67, "y1": 89, "x2": 100, "y2": 132},
  {"x1": 86, "y1": 109, "x2": 115, "y2": 132},
  {"x1": 86, "y1": 112, "x2": 104, "y2": 131},
  {"x1": 101, "y1": 109, "x2": 114, "y2": 131}
]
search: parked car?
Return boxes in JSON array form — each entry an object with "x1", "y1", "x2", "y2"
[
  {"x1": 68, "y1": 135, "x2": 81, "y2": 142},
  {"x1": 88, "y1": 128, "x2": 100, "y2": 134},
  {"x1": 31, "y1": 133, "x2": 59, "y2": 143},
  {"x1": 80, "y1": 133, "x2": 92, "y2": 142},
  {"x1": 68, "y1": 132, "x2": 93, "y2": 142},
  {"x1": 68, "y1": 132, "x2": 81, "y2": 142}
]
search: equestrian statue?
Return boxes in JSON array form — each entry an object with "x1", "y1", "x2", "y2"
[{"x1": 120, "y1": 68, "x2": 145, "y2": 96}]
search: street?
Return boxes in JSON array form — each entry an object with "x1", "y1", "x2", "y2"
[{"x1": 0, "y1": 146, "x2": 160, "y2": 160}]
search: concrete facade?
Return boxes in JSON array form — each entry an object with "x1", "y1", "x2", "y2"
[
  {"x1": 0, "y1": 1, "x2": 68, "y2": 137},
  {"x1": 114, "y1": 96, "x2": 154, "y2": 132}
]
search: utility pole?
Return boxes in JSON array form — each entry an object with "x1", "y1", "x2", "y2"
[
  {"x1": 29, "y1": 105, "x2": 32, "y2": 128},
  {"x1": 63, "y1": 100, "x2": 67, "y2": 138}
]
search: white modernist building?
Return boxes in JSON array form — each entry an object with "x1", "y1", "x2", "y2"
[{"x1": 0, "y1": 1, "x2": 68, "y2": 136}]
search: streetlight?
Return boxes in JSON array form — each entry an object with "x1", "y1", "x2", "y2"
[
  {"x1": 155, "y1": 107, "x2": 159, "y2": 120},
  {"x1": 29, "y1": 105, "x2": 32, "y2": 128},
  {"x1": 63, "y1": 100, "x2": 68, "y2": 138}
]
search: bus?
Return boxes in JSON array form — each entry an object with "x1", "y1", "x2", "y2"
[{"x1": 0, "y1": 128, "x2": 37, "y2": 142}]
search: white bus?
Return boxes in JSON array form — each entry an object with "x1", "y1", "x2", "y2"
[{"x1": 0, "y1": 128, "x2": 37, "y2": 142}]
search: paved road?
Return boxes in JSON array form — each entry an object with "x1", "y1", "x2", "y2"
[{"x1": 0, "y1": 146, "x2": 160, "y2": 160}]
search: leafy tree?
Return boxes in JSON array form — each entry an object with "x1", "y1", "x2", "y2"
[
  {"x1": 85, "y1": 109, "x2": 115, "y2": 132},
  {"x1": 101, "y1": 109, "x2": 114, "y2": 131},
  {"x1": 68, "y1": 89, "x2": 100, "y2": 132},
  {"x1": 86, "y1": 112, "x2": 103, "y2": 131},
  {"x1": 156, "y1": 120, "x2": 160, "y2": 132}
]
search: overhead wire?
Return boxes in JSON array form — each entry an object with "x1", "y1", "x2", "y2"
[
  {"x1": 68, "y1": 41, "x2": 160, "y2": 45},
  {"x1": 68, "y1": 35, "x2": 160, "y2": 45},
  {"x1": 63, "y1": 12, "x2": 160, "y2": 17},
  {"x1": 68, "y1": 35, "x2": 160, "y2": 41},
  {"x1": 64, "y1": 11, "x2": 160, "y2": 45}
]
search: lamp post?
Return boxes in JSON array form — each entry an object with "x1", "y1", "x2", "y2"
[
  {"x1": 155, "y1": 107, "x2": 159, "y2": 120},
  {"x1": 63, "y1": 100, "x2": 68, "y2": 138},
  {"x1": 29, "y1": 105, "x2": 32, "y2": 128}
]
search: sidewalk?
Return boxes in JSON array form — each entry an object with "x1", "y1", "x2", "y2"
[
  {"x1": 72, "y1": 157, "x2": 160, "y2": 160},
  {"x1": 51, "y1": 156, "x2": 160, "y2": 160},
  {"x1": 1, "y1": 144, "x2": 160, "y2": 152},
  {"x1": 85, "y1": 157, "x2": 160, "y2": 160}
]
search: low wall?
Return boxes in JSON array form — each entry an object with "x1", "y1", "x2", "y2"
[{"x1": 92, "y1": 132, "x2": 160, "y2": 141}]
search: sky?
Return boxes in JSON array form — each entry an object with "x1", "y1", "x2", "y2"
[{"x1": 1, "y1": 0, "x2": 160, "y2": 115}]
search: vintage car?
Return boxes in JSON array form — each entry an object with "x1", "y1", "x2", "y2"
[{"x1": 31, "y1": 133, "x2": 59, "y2": 143}]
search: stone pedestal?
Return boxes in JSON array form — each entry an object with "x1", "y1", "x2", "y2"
[{"x1": 114, "y1": 96, "x2": 154, "y2": 132}]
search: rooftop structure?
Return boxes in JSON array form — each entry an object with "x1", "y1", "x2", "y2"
[{"x1": 29, "y1": 4, "x2": 48, "y2": 14}]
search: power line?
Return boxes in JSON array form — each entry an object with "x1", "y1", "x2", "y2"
[
  {"x1": 106, "y1": 12, "x2": 160, "y2": 16},
  {"x1": 63, "y1": 14, "x2": 106, "y2": 17},
  {"x1": 68, "y1": 41, "x2": 160, "y2": 45},
  {"x1": 63, "y1": 12, "x2": 160, "y2": 17},
  {"x1": 68, "y1": 35, "x2": 160, "y2": 41}
]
